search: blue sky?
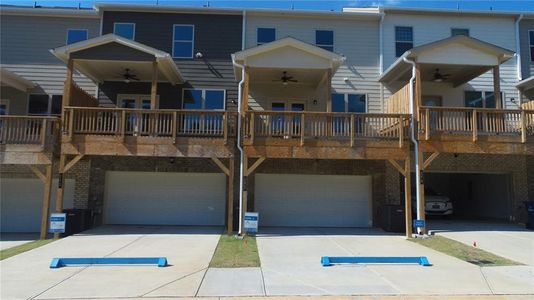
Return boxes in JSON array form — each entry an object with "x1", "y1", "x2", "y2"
[{"x1": 1, "y1": 0, "x2": 533, "y2": 12}]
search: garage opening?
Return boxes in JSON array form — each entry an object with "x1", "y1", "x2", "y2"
[
  {"x1": 1, "y1": 178, "x2": 75, "y2": 232},
  {"x1": 104, "y1": 171, "x2": 226, "y2": 226},
  {"x1": 254, "y1": 174, "x2": 372, "y2": 227},
  {"x1": 421, "y1": 172, "x2": 511, "y2": 221}
]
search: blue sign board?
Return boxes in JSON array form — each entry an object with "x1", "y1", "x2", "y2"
[
  {"x1": 49, "y1": 213, "x2": 66, "y2": 233},
  {"x1": 244, "y1": 212, "x2": 258, "y2": 233},
  {"x1": 413, "y1": 219, "x2": 425, "y2": 228}
]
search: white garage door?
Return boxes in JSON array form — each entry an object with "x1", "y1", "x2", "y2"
[
  {"x1": 1, "y1": 178, "x2": 75, "y2": 232},
  {"x1": 104, "y1": 171, "x2": 225, "y2": 226},
  {"x1": 255, "y1": 174, "x2": 372, "y2": 227}
]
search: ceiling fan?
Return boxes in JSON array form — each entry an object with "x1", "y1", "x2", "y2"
[
  {"x1": 273, "y1": 71, "x2": 298, "y2": 85},
  {"x1": 119, "y1": 68, "x2": 140, "y2": 83},
  {"x1": 432, "y1": 68, "x2": 451, "y2": 82}
]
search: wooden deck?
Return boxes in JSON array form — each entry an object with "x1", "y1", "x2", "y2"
[
  {"x1": 61, "y1": 107, "x2": 238, "y2": 158},
  {"x1": 418, "y1": 106, "x2": 534, "y2": 155},
  {"x1": 243, "y1": 111, "x2": 411, "y2": 159},
  {"x1": 0, "y1": 116, "x2": 59, "y2": 164}
]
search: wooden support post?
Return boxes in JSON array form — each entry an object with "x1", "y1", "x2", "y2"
[
  {"x1": 398, "y1": 115, "x2": 404, "y2": 148},
  {"x1": 40, "y1": 163, "x2": 53, "y2": 240},
  {"x1": 227, "y1": 158, "x2": 235, "y2": 233},
  {"x1": 172, "y1": 111, "x2": 177, "y2": 144},
  {"x1": 472, "y1": 109, "x2": 478, "y2": 142},
  {"x1": 300, "y1": 113, "x2": 305, "y2": 146},
  {"x1": 242, "y1": 68, "x2": 250, "y2": 115},
  {"x1": 40, "y1": 119, "x2": 48, "y2": 149},
  {"x1": 62, "y1": 58, "x2": 74, "y2": 120},
  {"x1": 250, "y1": 112, "x2": 255, "y2": 144},
  {"x1": 68, "y1": 108, "x2": 74, "y2": 140},
  {"x1": 326, "y1": 69, "x2": 332, "y2": 136},
  {"x1": 404, "y1": 156, "x2": 412, "y2": 238},
  {"x1": 241, "y1": 156, "x2": 248, "y2": 235},
  {"x1": 151, "y1": 61, "x2": 158, "y2": 109},
  {"x1": 350, "y1": 114, "x2": 355, "y2": 147},
  {"x1": 493, "y1": 66, "x2": 501, "y2": 109},
  {"x1": 415, "y1": 64, "x2": 422, "y2": 121},
  {"x1": 54, "y1": 154, "x2": 67, "y2": 239},
  {"x1": 521, "y1": 110, "x2": 527, "y2": 143},
  {"x1": 417, "y1": 148, "x2": 426, "y2": 234},
  {"x1": 424, "y1": 109, "x2": 430, "y2": 140},
  {"x1": 223, "y1": 112, "x2": 228, "y2": 145},
  {"x1": 120, "y1": 110, "x2": 126, "y2": 141}
]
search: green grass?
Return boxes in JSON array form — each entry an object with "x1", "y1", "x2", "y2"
[
  {"x1": 209, "y1": 235, "x2": 260, "y2": 268},
  {"x1": 0, "y1": 239, "x2": 57, "y2": 261},
  {"x1": 410, "y1": 235, "x2": 521, "y2": 267}
]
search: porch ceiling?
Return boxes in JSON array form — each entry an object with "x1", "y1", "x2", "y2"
[
  {"x1": 249, "y1": 67, "x2": 326, "y2": 86},
  {"x1": 379, "y1": 35, "x2": 515, "y2": 87},
  {"x1": 50, "y1": 34, "x2": 184, "y2": 85}
]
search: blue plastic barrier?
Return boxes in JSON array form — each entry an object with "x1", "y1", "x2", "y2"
[
  {"x1": 50, "y1": 257, "x2": 168, "y2": 268},
  {"x1": 321, "y1": 256, "x2": 431, "y2": 267}
]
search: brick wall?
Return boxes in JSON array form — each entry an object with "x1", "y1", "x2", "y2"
[
  {"x1": 424, "y1": 153, "x2": 528, "y2": 222},
  {"x1": 527, "y1": 156, "x2": 534, "y2": 201}
]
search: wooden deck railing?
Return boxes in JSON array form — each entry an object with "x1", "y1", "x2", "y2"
[
  {"x1": 386, "y1": 82, "x2": 411, "y2": 114},
  {"x1": 0, "y1": 115, "x2": 59, "y2": 147},
  {"x1": 63, "y1": 107, "x2": 238, "y2": 142},
  {"x1": 419, "y1": 106, "x2": 534, "y2": 142},
  {"x1": 245, "y1": 111, "x2": 410, "y2": 147}
]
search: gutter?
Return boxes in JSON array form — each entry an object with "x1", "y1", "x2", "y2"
[{"x1": 402, "y1": 57, "x2": 422, "y2": 235}]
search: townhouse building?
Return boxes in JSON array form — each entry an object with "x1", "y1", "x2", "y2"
[
  {"x1": 0, "y1": 6, "x2": 99, "y2": 238},
  {"x1": 1, "y1": 4, "x2": 533, "y2": 238}
]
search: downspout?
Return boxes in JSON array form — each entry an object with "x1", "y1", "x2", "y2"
[
  {"x1": 515, "y1": 14, "x2": 524, "y2": 106},
  {"x1": 403, "y1": 56, "x2": 423, "y2": 234},
  {"x1": 379, "y1": 13, "x2": 385, "y2": 112},
  {"x1": 234, "y1": 10, "x2": 247, "y2": 236}
]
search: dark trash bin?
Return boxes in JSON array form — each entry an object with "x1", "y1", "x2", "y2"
[
  {"x1": 62, "y1": 209, "x2": 93, "y2": 237},
  {"x1": 525, "y1": 201, "x2": 534, "y2": 230},
  {"x1": 378, "y1": 205, "x2": 405, "y2": 233}
]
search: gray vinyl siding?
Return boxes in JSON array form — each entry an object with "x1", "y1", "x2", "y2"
[
  {"x1": 100, "y1": 11, "x2": 241, "y2": 110},
  {"x1": 0, "y1": 14, "x2": 99, "y2": 97},
  {"x1": 245, "y1": 14, "x2": 382, "y2": 112},
  {"x1": 0, "y1": 87, "x2": 28, "y2": 115},
  {"x1": 383, "y1": 12, "x2": 520, "y2": 109},
  {"x1": 519, "y1": 19, "x2": 534, "y2": 79}
]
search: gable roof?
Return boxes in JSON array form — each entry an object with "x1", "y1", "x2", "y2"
[
  {"x1": 50, "y1": 34, "x2": 184, "y2": 84},
  {"x1": 0, "y1": 68, "x2": 36, "y2": 92}
]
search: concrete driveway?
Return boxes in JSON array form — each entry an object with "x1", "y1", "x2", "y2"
[
  {"x1": 0, "y1": 225, "x2": 222, "y2": 299},
  {"x1": 256, "y1": 227, "x2": 534, "y2": 296},
  {"x1": 0, "y1": 232, "x2": 39, "y2": 250},
  {"x1": 428, "y1": 220, "x2": 534, "y2": 266}
]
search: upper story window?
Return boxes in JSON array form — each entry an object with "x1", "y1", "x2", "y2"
[
  {"x1": 530, "y1": 31, "x2": 534, "y2": 62},
  {"x1": 114, "y1": 23, "x2": 135, "y2": 40},
  {"x1": 173, "y1": 24, "x2": 194, "y2": 59},
  {"x1": 183, "y1": 89, "x2": 225, "y2": 110},
  {"x1": 66, "y1": 29, "x2": 88, "y2": 45},
  {"x1": 395, "y1": 26, "x2": 413, "y2": 57},
  {"x1": 331, "y1": 93, "x2": 367, "y2": 112},
  {"x1": 257, "y1": 28, "x2": 276, "y2": 45},
  {"x1": 451, "y1": 28, "x2": 470, "y2": 37},
  {"x1": 316, "y1": 30, "x2": 334, "y2": 51},
  {"x1": 28, "y1": 94, "x2": 62, "y2": 115},
  {"x1": 465, "y1": 91, "x2": 503, "y2": 108}
]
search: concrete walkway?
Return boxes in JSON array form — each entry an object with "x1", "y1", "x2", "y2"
[
  {"x1": 0, "y1": 232, "x2": 39, "y2": 250},
  {"x1": 428, "y1": 220, "x2": 534, "y2": 265}
]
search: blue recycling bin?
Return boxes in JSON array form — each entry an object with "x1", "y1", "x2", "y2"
[{"x1": 525, "y1": 201, "x2": 534, "y2": 230}]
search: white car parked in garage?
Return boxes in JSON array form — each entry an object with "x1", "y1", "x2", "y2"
[{"x1": 412, "y1": 188, "x2": 453, "y2": 217}]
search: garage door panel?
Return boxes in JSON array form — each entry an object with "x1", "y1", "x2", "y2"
[
  {"x1": 255, "y1": 174, "x2": 371, "y2": 227},
  {"x1": 104, "y1": 171, "x2": 225, "y2": 226},
  {"x1": 1, "y1": 179, "x2": 75, "y2": 232}
]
